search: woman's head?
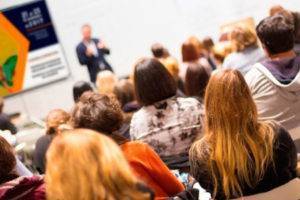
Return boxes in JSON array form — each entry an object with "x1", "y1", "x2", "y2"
[
  {"x1": 185, "y1": 62, "x2": 210, "y2": 99},
  {"x1": 46, "y1": 109, "x2": 71, "y2": 135},
  {"x1": 161, "y1": 57, "x2": 180, "y2": 81},
  {"x1": 113, "y1": 79, "x2": 135, "y2": 108},
  {"x1": 72, "y1": 92, "x2": 123, "y2": 134},
  {"x1": 190, "y1": 69, "x2": 274, "y2": 199},
  {"x1": 72, "y1": 81, "x2": 93, "y2": 102},
  {"x1": 181, "y1": 37, "x2": 202, "y2": 62},
  {"x1": 0, "y1": 136, "x2": 17, "y2": 184},
  {"x1": 133, "y1": 58, "x2": 176, "y2": 106},
  {"x1": 96, "y1": 70, "x2": 118, "y2": 95},
  {"x1": 229, "y1": 25, "x2": 258, "y2": 51},
  {"x1": 46, "y1": 129, "x2": 149, "y2": 200}
]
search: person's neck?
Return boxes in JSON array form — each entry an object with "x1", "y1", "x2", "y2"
[
  {"x1": 269, "y1": 50, "x2": 296, "y2": 60},
  {"x1": 83, "y1": 38, "x2": 92, "y2": 43}
]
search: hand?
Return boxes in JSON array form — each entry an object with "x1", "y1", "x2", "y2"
[
  {"x1": 97, "y1": 41, "x2": 106, "y2": 49},
  {"x1": 85, "y1": 47, "x2": 94, "y2": 57}
]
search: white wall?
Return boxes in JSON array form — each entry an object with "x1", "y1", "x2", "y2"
[{"x1": 1, "y1": 0, "x2": 300, "y2": 118}]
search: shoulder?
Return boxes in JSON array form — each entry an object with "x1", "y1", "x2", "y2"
[
  {"x1": 176, "y1": 97, "x2": 203, "y2": 112},
  {"x1": 272, "y1": 125, "x2": 295, "y2": 146}
]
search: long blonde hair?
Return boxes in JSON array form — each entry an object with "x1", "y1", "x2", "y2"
[
  {"x1": 190, "y1": 69, "x2": 274, "y2": 199},
  {"x1": 46, "y1": 129, "x2": 150, "y2": 200}
]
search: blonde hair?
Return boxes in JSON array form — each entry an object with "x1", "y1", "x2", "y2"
[
  {"x1": 160, "y1": 57, "x2": 179, "y2": 80},
  {"x1": 46, "y1": 129, "x2": 150, "y2": 200},
  {"x1": 190, "y1": 69, "x2": 274, "y2": 199},
  {"x1": 46, "y1": 109, "x2": 70, "y2": 135},
  {"x1": 96, "y1": 70, "x2": 118, "y2": 95},
  {"x1": 229, "y1": 25, "x2": 257, "y2": 51}
]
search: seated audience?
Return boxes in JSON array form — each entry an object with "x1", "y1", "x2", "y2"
[
  {"x1": 33, "y1": 109, "x2": 70, "y2": 174},
  {"x1": 0, "y1": 97, "x2": 17, "y2": 134},
  {"x1": 46, "y1": 129, "x2": 153, "y2": 200},
  {"x1": 0, "y1": 136, "x2": 45, "y2": 199},
  {"x1": 245, "y1": 15, "x2": 300, "y2": 148},
  {"x1": 96, "y1": 70, "x2": 118, "y2": 95},
  {"x1": 185, "y1": 62, "x2": 210, "y2": 102},
  {"x1": 72, "y1": 92, "x2": 184, "y2": 199},
  {"x1": 223, "y1": 25, "x2": 265, "y2": 75},
  {"x1": 130, "y1": 58, "x2": 204, "y2": 167},
  {"x1": 180, "y1": 36, "x2": 212, "y2": 80},
  {"x1": 190, "y1": 69, "x2": 297, "y2": 200},
  {"x1": 72, "y1": 81, "x2": 93, "y2": 102}
]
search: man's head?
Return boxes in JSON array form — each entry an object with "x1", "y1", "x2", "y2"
[
  {"x1": 81, "y1": 24, "x2": 92, "y2": 41},
  {"x1": 151, "y1": 43, "x2": 169, "y2": 59},
  {"x1": 256, "y1": 15, "x2": 295, "y2": 56}
]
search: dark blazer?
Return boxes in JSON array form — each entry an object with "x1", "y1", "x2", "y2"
[{"x1": 76, "y1": 38, "x2": 113, "y2": 83}]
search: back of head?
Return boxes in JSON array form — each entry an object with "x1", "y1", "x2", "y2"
[
  {"x1": 113, "y1": 79, "x2": 135, "y2": 108},
  {"x1": 151, "y1": 43, "x2": 165, "y2": 58},
  {"x1": 181, "y1": 37, "x2": 201, "y2": 62},
  {"x1": 191, "y1": 69, "x2": 274, "y2": 199},
  {"x1": 229, "y1": 25, "x2": 257, "y2": 51},
  {"x1": 72, "y1": 92, "x2": 123, "y2": 134},
  {"x1": 46, "y1": 129, "x2": 149, "y2": 200},
  {"x1": 185, "y1": 62, "x2": 210, "y2": 99},
  {"x1": 160, "y1": 57, "x2": 179, "y2": 80},
  {"x1": 256, "y1": 15, "x2": 295, "y2": 55},
  {"x1": 0, "y1": 136, "x2": 17, "y2": 184},
  {"x1": 46, "y1": 109, "x2": 70, "y2": 135},
  {"x1": 96, "y1": 70, "x2": 118, "y2": 95},
  {"x1": 73, "y1": 81, "x2": 93, "y2": 102},
  {"x1": 202, "y1": 37, "x2": 215, "y2": 52},
  {"x1": 134, "y1": 58, "x2": 176, "y2": 106}
]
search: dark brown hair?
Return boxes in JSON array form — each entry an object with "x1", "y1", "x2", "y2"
[
  {"x1": 185, "y1": 63, "x2": 210, "y2": 99},
  {"x1": 134, "y1": 58, "x2": 176, "y2": 106},
  {"x1": 151, "y1": 43, "x2": 165, "y2": 58},
  {"x1": 0, "y1": 136, "x2": 17, "y2": 184},
  {"x1": 113, "y1": 79, "x2": 135, "y2": 108},
  {"x1": 72, "y1": 92, "x2": 123, "y2": 134},
  {"x1": 256, "y1": 15, "x2": 295, "y2": 55}
]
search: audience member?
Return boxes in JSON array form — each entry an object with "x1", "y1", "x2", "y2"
[
  {"x1": 72, "y1": 81, "x2": 93, "y2": 102},
  {"x1": 245, "y1": 15, "x2": 300, "y2": 148},
  {"x1": 211, "y1": 41, "x2": 234, "y2": 67},
  {"x1": 113, "y1": 79, "x2": 136, "y2": 110},
  {"x1": 0, "y1": 136, "x2": 45, "y2": 199},
  {"x1": 190, "y1": 69, "x2": 297, "y2": 199},
  {"x1": 72, "y1": 92, "x2": 184, "y2": 198},
  {"x1": 46, "y1": 129, "x2": 153, "y2": 200},
  {"x1": 33, "y1": 109, "x2": 70, "y2": 174},
  {"x1": 0, "y1": 97, "x2": 17, "y2": 134},
  {"x1": 161, "y1": 57, "x2": 185, "y2": 94},
  {"x1": 151, "y1": 43, "x2": 170, "y2": 60},
  {"x1": 223, "y1": 25, "x2": 265, "y2": 75},
  {"x1": 130, "y1": 58, "x2": 204, "y2": 168},
  {"x1": 185, "y1": 62, "x2": 210, "y2": 102},
  {"x1": 202, "y1": 36, "x2": 217, "y2": 70},
  {"x1": 96, "y1": 70, "x2": 118, "y2": 95},
  {"x1": 76, "y1": 24, "x2": 113, "y2": 83},
  {"x1": 180, "y1": 37, "x2": 212, "y2": 81}
]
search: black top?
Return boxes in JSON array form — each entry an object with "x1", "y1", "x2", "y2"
[
  {"x1": 190, "y1": 126, "x2": 297, "y2": 200},
  {"x1": 33, "y1": 134, "x2": 55, "y2": 174},
  {"x1": 0, "y1": 113, "x2": 17, "y2": 134}
]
